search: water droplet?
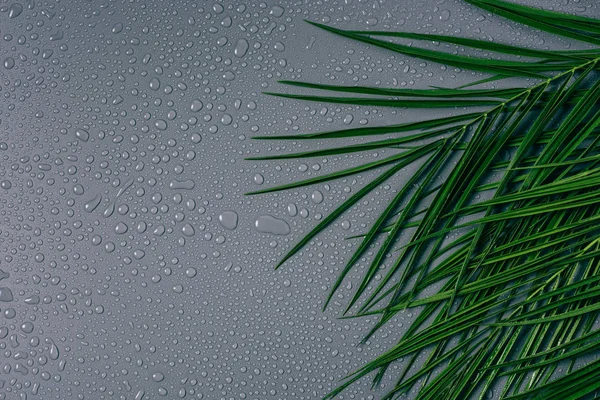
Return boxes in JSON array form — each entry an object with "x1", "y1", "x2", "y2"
[
  {"x1": 0, "y1": 287, "x2": 14, "y2": 302},
  {"x1": 169, "y1": 179, "x2": 195, "y2": 190},
  {"x1": 311, "y1": 190, "x2": 324, "y2": 204},
  {"x1": 255, "y1": 215, "x2": 290, "y2": 236},
  {"x1": 83, "y1": 194, "x2": 102, "y2": 213},
  {"x1": 270, "y1": 5, "x2": 285, "y2": 17},
  {"x1": 115, "y1": 222, "x2": 129, "y2": 234},
  {"x1": 181, "y1": 223, "x2": 195, "y2": 237},
  {"x1": 152, "y1": 372, "x2": 165, "y2": 382},
  {"x1": 219, "y1": 211, "x2": 238, "y2": 230},
  {"x1": 3, "y1": 57, "x2": 15, "y2": 70},
  {"x1": 287, "y1": 203, "x2": 298, "y2": 217},
  {"x1": 112, "y1": 22, "x2": 124, "y2": 34},
  {"x1": 75, "y1": 129, "x2": 89, "y2": 142},
  {"x1": 8, "y1": 3, "x2": 23, "y2": 18},
  {"x1": 274, "y1": 42, "x2": 286, "y2": 52},
  {"x1": 73, "y1": 184, "x2": 85, "y2": 195},
  {"x1": 190, "y1": 99, "x2": 203, "y2": 112},
  {"x1": 234, "y1": 39, "x2": 249, "y2": 57},
  {"x1": 149, "y1": 77, "x2": 161, "y2": 91}
]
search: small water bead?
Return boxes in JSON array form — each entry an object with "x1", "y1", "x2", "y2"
[
  {"x1": 181, "y1": 223, "x2": 195, "y2": 237},
  {"x1": 1, "y1": 180, "x2": 12, "y2": 189},
  {"x1": 73, "y1": 184, "x2": 85, "y2": 195},
  {"x1": 112, "y1": 22, "x2": 123, "y2": 34},
  {"x1": 311, "y1": 190, "x2": 324, "y2": 204},
  {"x1": 151, "y1": 193, "x2": 162, "y2": 204},
  {"x1": 118, "y1": 204, "x2": 130, "y2": 215},
  {"x1": 105, "y1": 241, "x2": 116, "y2": 253},
  {"x1": 223, "y1": 71, "x2": 235, "y2": 81},
  {"x1": 190, "y1": 99, "x2": 203, "y2": 112},
  {"x1": 137, "y1": 221, "x2": 147, "y2": 233},
  {"x1": 75, "y1": 129, "x2": 90, "y2": 142},
  {"x1": 341, "y1": 220, "x2": 351, "y2": 230},
  {"x1": 20, "y1": 322, "x2": 34, "y2": 333},
  {"x1": 115, "y1": 222, "x2": 128, "y2": 234},
  {"x1": 274, "y1": 42, "x2": 285, "y2": 52},
  {"x1": 134, "y1": 250, "x2": 145, "y2": 259},
  {"x1": 152, "y1": 372, "x2": 165, "y2": 382},
  {"x1": 253, "y1": 174, "x2": 264, "y2": 185},
  {"x1": 234, "y1": 39, "x2": 249, "y2": 57},
  {"x1": 190, "y1": 133, "x2": 202, "y2": 143},
  {"x1": 221, "y1": 114, "x2": 233, "y2": 125},
  {"x1": 173, "y1": 285, "x2": 184, "y2": 294},
  {"x1": 185, "y1": 268, "x2": 197, "y2": 278},
  {"x1": 3, "y1": 57, "x2": 15, "y2": 70},
  {"x1": 149, "y1": 77, "x2": 161, "y2": 90},
  {"x1": 221, "y1": 16, "x2": 232, "y2": 27},
  {"x1": 50, "y1": 30, "x2": 64, "y2": 41},
  {"x1": 287, "y1": 203, "x2": 297, "y2": 217},
  {"x1": 270, "y1": 5, "x2": 285, "y2": 17},
  {"x1": 185, "y1": 199, "x2": 196, "y2": 211},
  {"x1": 155, "y1": 120, "x2": 168, "y2": 130}
]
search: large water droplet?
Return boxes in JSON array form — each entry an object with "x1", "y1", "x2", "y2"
[
  {"x1": 219, "y1": 211, "x2": 239, "y2": 230},
  {"x1": 255, "y1": 215, "x2": 290, "y2": 236}
]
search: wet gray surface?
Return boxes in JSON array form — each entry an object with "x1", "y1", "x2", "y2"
[{"x1": 0, "y1": 0, "x2": 598, "y2": 399}]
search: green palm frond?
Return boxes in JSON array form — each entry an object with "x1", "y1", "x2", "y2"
[{"x1": 248, "y1": 0, "x2": 600, "y2": 398}]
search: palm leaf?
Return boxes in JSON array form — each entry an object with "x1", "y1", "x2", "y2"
[{"x1": 248, "y1": 1, "x2": 600, "y2": 399}]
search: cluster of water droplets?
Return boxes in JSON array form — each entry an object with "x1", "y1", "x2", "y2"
[{"x1": 1, "y1": 0, "x2": 594, "y2": 398}]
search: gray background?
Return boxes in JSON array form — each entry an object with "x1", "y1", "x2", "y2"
[{"x1": 0, "y1": 0, "x2": 598, "y2": 399}]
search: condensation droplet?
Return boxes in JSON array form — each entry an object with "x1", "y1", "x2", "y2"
[
  {"x1": 8, "y1": 3, "x2": 23, "y2": 18},
  {"x1": 234, "y1": 39, "x2": 249, "y2": 57},
  {"x1": 219, "y1": 211, "x2": 238, "y2": 230},
  {"x1": 3, "y1": 57, "x2": 15, "y2": 70},
  {"x1": 255, "y1": 215, "x2": 290, "y2": 236},
  {"x1": 190, "y1": 99, "x2": 203, "y2": 112}
]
